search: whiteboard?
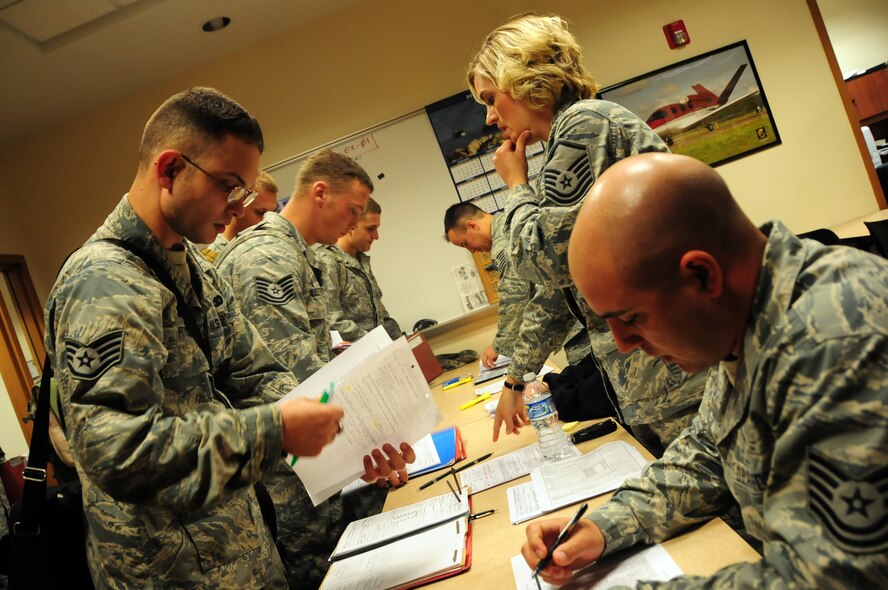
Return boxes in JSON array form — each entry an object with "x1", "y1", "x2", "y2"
[{"x1": 266, "y1": 110, "x2": 477, "y2": 333}]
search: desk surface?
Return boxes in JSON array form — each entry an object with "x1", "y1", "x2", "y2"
[
  {"x1": 829, "y1": 208, "x2": 888, "y2": 239},
  {"x1": 382, "y1": 366, "x2": 761, "y2": 586}
]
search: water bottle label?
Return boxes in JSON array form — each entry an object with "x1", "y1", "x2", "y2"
[{"x1": 526, "y1": 397, "x2": 555, "y2": 420}]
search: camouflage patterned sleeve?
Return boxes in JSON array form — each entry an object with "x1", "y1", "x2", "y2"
[
  {"x1": 219, "y1": 243, "x2": 327, "y2": 380},
  {"x1": 49, "y1": 259, "x2": 283, "y2": 512},
  {"x1": 491, "y1": 267, "x2": 531, "y2": 358},
  {"x1": 503, "y1": 101, "x2": 668, "y2": 287},
  {"x1": 202, "y1": 262, "x2": 299, "y2": 406},
  {"x1": 506, "y1": 285, "x2": 577, "y2": 381},
  {"x1": 377, "y1": 298, "x2": 403, "y2": 340},
  {"x1": 592, "y1": 333, "x2": 888, "y2": 588},
  {"x1": 314, "y1": 246, "x2": 367, "y2": 342}
]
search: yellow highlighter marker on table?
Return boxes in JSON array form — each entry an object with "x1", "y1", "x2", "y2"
[
  {"x1": 460, "y1": 392, "x2": 491, "y2": 411},
  {"x1": 442, "y1": 376, "x2": 473, "y2": 391}
]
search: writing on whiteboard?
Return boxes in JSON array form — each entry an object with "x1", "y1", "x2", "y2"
[{"x1": 339, "y1": 133, "x2": 379, "y2": 160}]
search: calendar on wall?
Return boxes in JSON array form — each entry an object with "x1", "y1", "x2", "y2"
[{"x1": 425, "y1": 91, "x2": 544, "y2": 213}]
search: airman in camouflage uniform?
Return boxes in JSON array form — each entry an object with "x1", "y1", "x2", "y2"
[
  {"x1": 526, "y1": 153, "x2": 888, "y2": 588},
  {"x1": 216, "y1": 150, "x2": 408, "y2": 588},
  {"x1": 42, "y1": 87, "x2": 346, "y2": 589},
  {"x1": 469, "y1": 19, "x2": 705, "y2": 448},
  {"x1": 443, "y1": 203, "x2": 589, "y2": 380},
  {"x1": 315, "y1": 197, "x2": 402, "y2": 341}
]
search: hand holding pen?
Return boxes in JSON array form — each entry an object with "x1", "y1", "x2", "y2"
[{"x1": 521, "y1": 503, "x2": 606, "y2": 586}]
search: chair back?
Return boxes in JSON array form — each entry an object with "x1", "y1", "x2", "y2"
[
  {"x1": 864, "y1": 219, "x2": 888, "y2": 257},
  {"x1": 797, "y1": 228, "x2": 841, "y2": 246}
]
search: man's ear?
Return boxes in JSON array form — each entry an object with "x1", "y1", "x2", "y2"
[
  {"x1": 311, "y1": 180, "x2": 330, "y2": 207},
  {"x1": 679, "y1": 250, "x2": 723, "y2": 298},
  {"x1": 465, "y1": 220, "x2": 478, "y2": 232},
  {"x1": 156, "y1": 150, "x2": 182, "y2": 191}
]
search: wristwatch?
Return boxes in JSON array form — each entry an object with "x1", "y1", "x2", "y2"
[{"x1": 503, "y1": 381, "x2": 525, "y2": 392}]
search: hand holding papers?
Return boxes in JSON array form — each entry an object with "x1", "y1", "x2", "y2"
[{"x1": 281, "y1": 327, "x2": 442, "y2": 505}]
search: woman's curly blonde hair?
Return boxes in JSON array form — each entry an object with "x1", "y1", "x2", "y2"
[{"x1": 467, "y1": 13, "x2": 598, "y2": 111}]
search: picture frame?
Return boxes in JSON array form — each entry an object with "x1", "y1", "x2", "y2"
[{"x1": 599, "y1": 40, "x2": 780, "y2": 167}]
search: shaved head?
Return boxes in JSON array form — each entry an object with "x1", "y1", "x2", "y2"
[
  {"x1": 570, "y1": 153, "x2": 753, "y2": 290},
  {"x1": 568, "y1": 152, "x2": 766, "y2": 372}
]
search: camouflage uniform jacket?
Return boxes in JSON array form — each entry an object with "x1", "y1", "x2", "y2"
[
  {"x1": 314, "y1": 244, "x2": 402, "y2": 341},
  {"x1": 200, "y1": 233, "x2": 228, "y2": 264},
  {"x1": 215, "y1": 212, "x2": 332, "y2": 381},
  {"x1": 44, "y1": 196, "x2": 291, "y2": 589},
  {"x1": 491, "y1": 213, "x2": 587, "y2": 379},
  {"x1": 502, "y1": 99, "x2": 704, "y2": 449},
  {"x1": 589, "y1": 221, "x2": 888, "y2": 588}
]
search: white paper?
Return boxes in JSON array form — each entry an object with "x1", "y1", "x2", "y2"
[
  {"x1": 507, "y1": 481, "x2": 544, "y2": 524},
  {"x1": 321, "y1": 519, "x2": 466, "y2": 590},
  {"x1": 479, "y1": 354, "x2": 510, "y2": 373},
  {"x1": 404, "y1": 433, "x2": 442, "y2": 475},
  {"x1": 331, "y1": 489, "x2": 469, "y2": 560},
  {"x1": 474, "y1": 379, "x2": 506, "y2": 396},
  {"x1": 452, "y1": 262, "x2": 487, "y2": 312},
  {"x1": 330, "y1": 330, "x2": 344, "y2": 347},
  {"x1": 459, "y1": 443, "x2": 580, "y2": 495},
  {"x1": 282, "y1": 328, "x2": 443, "y2": 505},
  {"x1": 484, "y1": 399, "x2": 499, "y2": 417},
  {"x1": 510, "y1": 544, "x2": 683, "y2": 589},
  {"x1": 531, "y1": 441, "x2": 648, "y2": 513}
]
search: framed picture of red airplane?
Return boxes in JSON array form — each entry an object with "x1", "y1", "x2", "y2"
[{"x1": 599, "y1": 40, "x2": 780, "y2": 167}]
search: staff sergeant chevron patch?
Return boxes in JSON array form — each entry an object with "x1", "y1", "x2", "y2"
[
  {"x1": 64, "y1": 330, "x2": 124, "y2": 380},
  {"x1": 542, "y1": 140, "x2": 594, "y2": 205},
  {"x1": 255, "y1": 275, "x2": 296, "y2": 305},
  {"x1": 808, "y1": 448, "x2": 888, "y2": 554}
]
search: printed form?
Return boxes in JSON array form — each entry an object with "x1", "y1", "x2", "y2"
[{"x1": 282, "y1": 327, "x2": 442, "y2": 505}]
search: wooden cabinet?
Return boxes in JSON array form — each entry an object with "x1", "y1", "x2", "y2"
[{"x1": 847, "y1": 65, "x2": 888, "y2": 125}]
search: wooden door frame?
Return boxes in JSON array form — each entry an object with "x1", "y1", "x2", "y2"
[
  {"x1": 0, "y1": 254, "x2": 46, "y2": 443},
  {"x1": 807, "y1": 0, "x2": 887, "y2": 209}
]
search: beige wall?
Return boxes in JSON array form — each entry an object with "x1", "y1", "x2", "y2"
[
  {"x1": 0, "y1": 0, "x2": 879, "y2": 304},
  {"x1": 820, "y1": 0, "x2": 888, "y2": 74}
]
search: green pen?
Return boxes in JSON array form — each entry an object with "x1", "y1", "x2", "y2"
[{"x1": 290, "y1": 382, "x2": 336, "y2": 467}]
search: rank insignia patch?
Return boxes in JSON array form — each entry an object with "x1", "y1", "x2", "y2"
[
  {"x1": 542, "y1": 141, "x2": 594, "y2": 205},
  {"x1": 495, "y1": 250, "x2": 509, "y2": 274},
  {"x1": 808, "y1": 448, "x2": 888, "y2": 554},
  {"x1": 64, "y1": 330, "x2": 124, "y2": 380},
  {"x1": 256, "y1": 276, "x2": 296, "y2": 305}
]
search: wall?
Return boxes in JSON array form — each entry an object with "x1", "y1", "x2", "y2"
[
  {"x1": 0, "y1": 0, "x2": 878, "y2": 305},
  {"x1": 819, "y1": 0, "x2": 888, "y2": 74}
]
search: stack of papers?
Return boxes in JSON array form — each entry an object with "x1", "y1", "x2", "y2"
[
  {"x1": 479, "y1": 354, "x2": 511, "y2": 372},
  {"x1": 321, "y1": 490, "x2": 472, "y2": 590},
  {"x1": 458, "y1": 443, "x2": 580, "y2": 494},
  {"x1": 507, "y1": 441, "x2": 649, "y2": 524}
]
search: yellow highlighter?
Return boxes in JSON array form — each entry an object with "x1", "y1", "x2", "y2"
[
  {"x1": 442, "y1": 377, "x2": 473, "y2": 391},
  {"x1": 460, "y1": 392, "x2": 491, "y2": 411}
]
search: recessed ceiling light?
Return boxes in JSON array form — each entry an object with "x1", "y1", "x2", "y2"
[{"x1": 201, "y1": 16, "x2": 230, "y2": 32}]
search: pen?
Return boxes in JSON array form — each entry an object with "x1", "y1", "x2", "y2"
[
  {"x1": 417, "y1": 452, "x2": 494, "y2": 491},
  {"x1": 290, "y1": 382, "x2": 335, "y2": 467},
  {"x1": 532, "y1": 503, "x2": 588, "y2": 579},
  {"x1": 443, "y1": 377, "x2": 473, "y2": 391},
  {"x1": 459, "y1": 392, "x2": 491, "y2": 410}
]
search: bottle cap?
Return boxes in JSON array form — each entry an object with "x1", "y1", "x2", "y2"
[{"x1": 522, "y1": 372, "x2": 537, "y2": 382}]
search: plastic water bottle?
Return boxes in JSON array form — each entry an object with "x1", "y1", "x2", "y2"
[{"x1": 522, "y1": 372, "x2": 576, "y2": 461}]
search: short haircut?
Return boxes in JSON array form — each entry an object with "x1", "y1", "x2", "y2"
[
  {"x1": 139, "y1": 87, "x2": 263, "y2": 169},
  {"x1": 362, "y1": 196, "x2": 382, "y2": 218},
  {"x1": 255, "y1": 169, "x2": 278, "y2": 194},
  {"x1": 443, "y1": 202, "x2": 486, "y2": 241},
  {"x1": 294, "y1": 149, "x2": 373, "y2": 195},
  {"x1": 467, "y1": 13, "x2": 598, "y2": 112}
]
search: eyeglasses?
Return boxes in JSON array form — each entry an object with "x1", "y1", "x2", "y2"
[{"x1": 180, "y1": 155, "x2": 259, "y2": 207}]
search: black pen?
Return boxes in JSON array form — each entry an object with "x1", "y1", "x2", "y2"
[
  {"x1": 532, "y1": 503, "x2": 589, "y2": 579},
  {"x1": 417, "y1": 452, "x2": 494, "y2": 491}
]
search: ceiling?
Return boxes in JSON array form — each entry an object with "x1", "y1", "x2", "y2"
[
  {"x1": 0, "y1": 0, "x2": 364, "y2": 150},
  {"x1": 0, "y1": 0, "x2": 866, "y2": 152}
]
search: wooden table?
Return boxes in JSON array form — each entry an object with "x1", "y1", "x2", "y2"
[
  {"x1": 382, "y1": 366, "x2": 761, "y2": 587},
  {"x1": 829, "y1": 208, "x2": 888, "y2": 239}
]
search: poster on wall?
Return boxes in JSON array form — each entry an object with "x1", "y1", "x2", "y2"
[
  {"x1": 599, "y1": 40, "x2": 780, "y2": 167},
  {"x1": 425, "y1": 91, "x2": 545, "y2": 212}
]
